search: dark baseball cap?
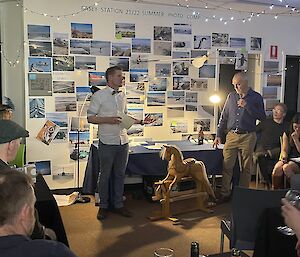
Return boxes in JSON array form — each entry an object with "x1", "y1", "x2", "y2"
[
  {"x1": 0, "y1": 120, "x2": 29, "y2": 144},
  {"x1": 0, "y1": 97, "x2": 15, "y2": 111}
]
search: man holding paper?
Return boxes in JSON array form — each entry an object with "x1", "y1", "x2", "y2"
[{"x1": 87, "y1": 66, "x2": 144, "y2": 220}]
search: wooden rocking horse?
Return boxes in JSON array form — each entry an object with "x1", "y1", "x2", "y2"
[{"x1": 150, "y1": 145, "x2": 216, "y2": 221}]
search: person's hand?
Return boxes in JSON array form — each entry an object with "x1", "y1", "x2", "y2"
[
  {"x1": 237, "y1": 98, "x2": 247, "y2": 108},
  {"x1": 281, "y1": 198, "x2": 300, "y2": 237},
  {"x1": 291, "y1": 131, "x2": 300, "y2": 142},
  {"x1": 281, "y1": 156, "x2": 288, "y2": 164},
  {"x1": 106, "y1": 116, "x2": 122, "y2": 124},
  {"x1": 213, "y1": 137, "x2": 221, "y2": 149},
  {"x1": 296, "y1": 240, "x2": 300, "y2": 257},
  {"x1": 144, "y1": 115, "x2": 156, "y2": 124}
]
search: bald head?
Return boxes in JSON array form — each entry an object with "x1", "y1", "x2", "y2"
[{"x1": 232, "y1": 72, "x2": 249, "y2": 96}]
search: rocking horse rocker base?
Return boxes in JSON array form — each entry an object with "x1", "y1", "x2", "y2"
[{"x1": 149, "y1": 145, "x2": 216, "y2": 222}]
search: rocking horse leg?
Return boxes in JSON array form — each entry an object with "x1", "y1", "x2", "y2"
[{"x1": 195, "y1": 180, "x2": 213, "y2": 213}]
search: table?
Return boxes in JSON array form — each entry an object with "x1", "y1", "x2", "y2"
[
  {"x1": 208, "y1": 252, "x2": 249, "y2": 257},
  {"x1": 35, "y1": 174, "x2": 69, "y2": 246},
  {"x1": 82, "y1": 140, "x2": 224, "y2": 194}
]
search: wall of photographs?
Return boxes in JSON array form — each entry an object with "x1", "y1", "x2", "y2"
[{"x1": 23, "y1": 0, "x2": 296, "y2": 189}]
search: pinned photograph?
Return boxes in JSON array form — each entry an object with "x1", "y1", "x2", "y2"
[
  {"x1": 29, "y1": 41, "x2": 52, "y2": 57},
  {"x1": 130, "y1": 69, "x2": 149, "y2": 82},
  {"x1": 53, "y1": 128, "x2": 68, "y2": 143},
  {"x1": 52, "y1": 164, "x2": 74, "y2": 180},
  {"x1": 153, "y1": 41, "x2": 171, "y2": 56},
  {"x1": 35, "y1": 160, "x2": 51, "y2": 175},
  {"x1": 191, "y1": 50, "x2": 208, "y2": 58},
  {"x1": 71, "y1": 117, "x2": 90, "y2": 132},
  {"x1": 53, "y1": 56, "x2": 74, "y2": 71},
  {"x1": 265, "y1": 99, "x2": 280, "y2": 111},
  {"x1": 154, "y1": 26, "x2": 172, "y2": 41},
  {"x1": 186, "y1": 92, "x2": 198, "y2": 111},
  {"x1": 172, "y1": 51, "x2": 190, "y2": 59},
  {"x1": 199, "y1": 65, "x2": 216, "y2": 78},
  {"x1": 144, "y1": 113, "x2": 163, "y2": 127},
  {"x1": 193, "y1": 119, "x2": 211, "y2": 132},
  {"x1": 149, "y1": 78, "x2": 168, "y2": 91},
  {"x1": 173, "y1": 40, "x2": 191, "y2": 49},
  {"x1": 130, "y1": 54, "x2": 148, "y2": 70},
  {"x1": 70, "y1": 40, "x2": 91, "y2": 55},
  {"x1": 235, "y1": 50, "x2": 248, "y2": 70},
  {"x1": 55, "y1": 96, "x2": 77, "y2": 112},
  {"x1": 29, "y1": 98, "x2": 45, "y2": 118},
  {"x1": 147, "y1": 92, "x2": 165, "y2": 106},
  {"x1": 198, "y1": 105, "x2": 214, "y2": 118},
  {"x1": 75, "y1": 56, "x2": 96, "y2": 70},
  {"x1": 230, "y1": 37, "x2": 246, "y2": 48},
  {"x1": 267, "y1": 74, "x2": 281, "y2": 87},
  {"x1": 127, "y1": 108, "x2": 144, "y2": 136},
  {"x1": 191, "y1": 79, "x2": 208, "y2": 91},
  {"x1": 53, "y1": 33, "x2": 68, "y2": 55},
  {"x1": 173, "y1": 61, "x2": 189, "y2": 76},
  {"x1": 91, "y1": 40, "x2": 111, "y2": 56},
  {"x1": 29, "y1": 57, "x2": 51, "y2": 72},
  {"x1": 194, "y1": 35, "x2": 211, "y2": 49},
  {"x1": 28, "y1": 25, "x2": 50, "y2": 40},
  {"x1": 132, "y1": 38, "x2": 151, "y2": 53},
  {"x1": 125, "y1": 82, "x2": 145, "y2": 97},
  {"x1": 53, "y1": 81, "x2": 75, "y2": 93},
  {"x1": 28, "y1": 73, "x2": 52, "y2": 96},
  {"x1": 89, "y1": 72, "x2": 106, "y2": 87},
  {"x1": 174, "y1": 23, "x2": 192, "y2": 35},
  {"x1": 36, "y1": 120, "x2": 60, "y2": 145},
  {"x1": 115, "y1": 23, "x2": 135, "y2": 38},
  {"x1": 264, "y1": 61, "x2": 279, "y2": 73},
  {"x1": 109, "y1": 57, "x2": 129, "y2": 72},
  {"x1": 71, "y1": 23, "x2": 93, "y2": 39},
  {"x1": 167, "y1": 106, "x2": 184, "y2": 117},
  {"x1": 127, "y1": 97, "x2": 144, "y2": 105},
  {"x1": 76, "y1": 86, "x2": 91, "y2": 102},
  {"x1": 46, "y1": 112, "x2": 68, "y2": 127},
  {"x1": 69, "y1": 146, "x2": 90, "y2": 161},
  {"x1": 250, "y1": 37, "x2": 262, "y2": 50},
  {"x1": 211, "y1": 33, "x2": 229, "y2": 47},
  {"x1": 167, "y1": 91, "x2": 185, "y2": 105},
  {"x1": 69, "y1": 131, "x2": 90, "y2": 147},
  {"x1": 219, "y1": 50, "x2": 236, "y2": 65},
  {"x1": 155, "y1": 63, "x2": 171, "y2": 77},
  {"x1": 170, "y1": 120, "x2": 188, "y2": 133},
  {"x1": 173, "y1": 77, "x2": 190, "y2": 90},
  {"x1": 112, "y1": 43, "x2": 131, "y2": 56},
  {"x1": 262, "y1": 87, "x2": 278, "y2": 99}
]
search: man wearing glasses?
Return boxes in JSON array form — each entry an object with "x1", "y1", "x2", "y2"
[{"x1": 213, "y1": 72, "x2": 266, "y2": 203}]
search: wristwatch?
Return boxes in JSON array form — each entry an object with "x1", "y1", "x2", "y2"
[{"x1": 140, "y1": 120, "x2": 144, "y2": 125}]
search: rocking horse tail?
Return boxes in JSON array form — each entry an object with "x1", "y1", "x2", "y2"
[{"x1": 199, "y1": 161, "x2": 216, "y2": 199}]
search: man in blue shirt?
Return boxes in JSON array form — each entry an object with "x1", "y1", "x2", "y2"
[{"x1": 213, "y1": 72, "x2": 266, "y2": 203}]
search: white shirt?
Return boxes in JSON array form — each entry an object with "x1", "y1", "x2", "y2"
[{"x1": 87, "y1": 86, "x2": 128, "y2": 145}]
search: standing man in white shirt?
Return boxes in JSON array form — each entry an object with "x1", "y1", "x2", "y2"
[{"x1": 87, "y1": 66, "x2": 144, "y2": 220}]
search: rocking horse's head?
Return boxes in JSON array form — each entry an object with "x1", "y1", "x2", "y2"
[{"x1": 160, "y1": 145, "x2": 172, "y2": 161}]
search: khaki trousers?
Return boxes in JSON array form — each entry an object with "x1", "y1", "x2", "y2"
[{"x1": 221, "y1": 131, "x2": 257, "y2": 197}]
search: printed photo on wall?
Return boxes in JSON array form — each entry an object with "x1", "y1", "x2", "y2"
[
  {"x1": 147, "y1": 92, "x2": 165, "y2": 106},
  {"x1": 199, "y1": 65, "x2": 216, "y2": 78},
  {"x1": 230, "y1": 37, "x2": 246, "y2": 48},
  {"x1": 167, "y1": 106, "x2": 184, "y2": 117},
  {"x1": 167, "y1": 91, "x2": 185, "y2": 105},
  {"x1": 211, "y1": 33, "x2": 229, "y2": 47},
  {"x1": 29, "y1": 41, "x2": 52, "y2": 57},
  {"x1": 115, "y1": 23, "x2": 135, "y2": 38},
  {"x1": 71, "y1": 23, "x2": 93, "y2": 39},
  {"x1": 267, "y1": 74, "x2": 281, "y2": 87},
  {"x1": 71, "y1": 117, "x2": 90, "y2": 132},
  {"x1": 250, "y1": 37, "x2": 262, "y2": 51},
  {"x1": 53, "y1": 128, "x2": 68, "y2": 143},
  {"x1": 130, "y1": 69, "x2": 149, "y2": 82},
  {"x1": 153, "y1": 41, "x2": 172, "y2": 56},
  {"x1": 149, "y1": 78, "x2": 168, "y2": 91},
  {"x1": 132, "y1": 38, "x2": 151, "y2": 53},
  {"x1": 262, "y1": 87, "x2": 278, "y2": 99},
  {"x1": 130, "y1": 54, "x2": 148, "y2": 70},
  {"x1": 265, "y1": 99, "x2": 280, "y2": 111},
  {"x1": 191, "y1": 79, "x2": 208, "y2": 91},
  {"x1": 35, "y1": 160, "x2": 51, "y2": 175},
  {"x1": 91, "y1": 40, "x2": 111, "y2": 56},
  {"x1": 264, "y1": 61, "x2": 279, "y2": 73},
  {"x1": 28, "y1": 25, "x2": 50, "y2": 40},
  {"x1": 55, "y1": 96, "x2": 77, "y2": 112},
  {"x1": 53, "y1": 81, "x2": 75, "y2": 93},
  {"x1": 127, "y1": 97, "x2": 144, "y2": 105},
  {"x1": 174, "y1": 23, "x2": 191, "y2": 35},
  {"x1": 76, "y1": 86, "x2": 91, "y2": 102},
  {"x1": 125, "y1": 82, "x2": 145, "y2": 97},
  {"x1": 155, "y1": 63, "x2": 171, "y2": 77},
  {"x1": 186, "y1": 92, "x2": 198, "y2": 111},
  {"x1": 28, "y1": 73, "x2": 52, "y2": 96},
  {"x1": 173, "y1": 77, "x2": 190, "y2": 90},
  {"x1": 75, "y1": 56, "x2": 96, "y2": 70},
  {"x1": 144, "y1": 113, "x2": 163, "y2": 127},
  {"x1": 127, "y1": 108, "x2": 144, "y2": 137},
  {"x1": 69, "y1": 146, "x2": 90, "y2": 161},
  {"x1": 53, "y1": 33, "x2": 69, "y2": 55},
  {"x1": 154, "y1": 26, "x2": 172, "y2": 41},
  {"x1": 28, "y1": 57, "x2": 52, "y2": 72},
  {"x1": 53, "y1": 56, "x2": 74, "y2": 71},
  {"x1": 29, "y1": 98, "x2": 45, "y2": 118},
  {"x1": 170, "y1": 120, "x2": 188, "y2": 133},
  {"x1": 191, "y1": 50, "x2": 208, "y2": 58},
  {"x1": 172, "y1": 51, "x2": 190, "y2": 59},
  {"x1": 89, "y1": 72, "x2": 106, "y2": 87},
  {"x1": 194, "y1": 35, "x2": 211, "y2": 49},
  {"x1": 36, "y1": 120, "x2": 60, "y2": 145},
  {"x1": 173, "y1": 40, "x2": 191, "y2": 50},
  {"x1": 193, "y1": 118, "x2": 211, "y2": 132},
  {"x1": 173, "y1": 61, "x2": 189, "y2": 76},
  {"x1": 112, "y1": 43, "x2": 131, "y2": 57},
  {"x1": 235, "y1": 50, "x2": 248, "y2": 70},
  {"x1": 69, "y1": 131, "x2": 90, "y2": 147},
  {"x1": 219, "y1": 50, "x2": 236, "y2": 65},
  {"x1": 52, "y1": 164, "x2": 74, "y2": 180},
  {"x1": 110, "y1": 57, "x2": 129, "y2": 72},
  {"x1": 70, "y1": 39, "x2": 91, "y2": 55},
  {"x1": 46, "y1": 112, "x2": 68, "y2": 127}
]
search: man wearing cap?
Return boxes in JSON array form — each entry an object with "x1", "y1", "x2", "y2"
[
  {"x1": 0, "y1": 119, "x2": 51, "y2": 240},
  {"x1": 0, "y1": 96, "x2": 15, "y2": 120}
]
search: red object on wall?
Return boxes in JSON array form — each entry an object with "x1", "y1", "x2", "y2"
[{"x1": 270, "y1": 45, "x2": 278, "y2": 59}]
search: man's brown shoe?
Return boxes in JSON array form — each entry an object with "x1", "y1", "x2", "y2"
[
  {"x1": 97, "y1": 208, "x2": 108, "y2": 220},
  {"x1": 114, "y1": 207, "x2": 132, "y2": 217}
]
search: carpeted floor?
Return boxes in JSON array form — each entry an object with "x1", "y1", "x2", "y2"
[{"x1": 59, "y1": 193, "x2": 233, "y2": 257}]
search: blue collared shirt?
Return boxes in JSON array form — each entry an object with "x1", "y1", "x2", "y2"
[{"x1": 216, "y1": 88, "x2": 266, "y2": 137}]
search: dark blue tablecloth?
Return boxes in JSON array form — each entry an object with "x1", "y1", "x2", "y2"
[{"x1": 82, "y1": 140, "x2": 223, "y2": 194}]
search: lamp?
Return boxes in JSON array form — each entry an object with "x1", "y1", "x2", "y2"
[
  {"x1": 209, "y1": 93, "x2": 221, "y2": 104},
  {"x1": 192, "y1": 55, "x2": 208, "y2": 68}
]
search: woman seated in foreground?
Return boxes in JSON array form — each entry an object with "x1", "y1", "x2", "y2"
[{"x1": 272, "y1": 113, "x2": 300, "y2": 189}]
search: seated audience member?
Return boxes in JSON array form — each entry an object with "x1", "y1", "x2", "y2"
[
  {"x1": 273, "y1": 113, "x2": 300, "y2": 189},
  {"x1": 0, "y1": 96, "x2": 15, "y2": 120},
  {"x1": 282, "y1": 198, "x2": 300, "y2": 256},
  {"x1": 254, "y1": 103, "x2": 288, "y2": 188},
  {"x1": 0, "y1": 169, "x2": 77, "y2": 257}
]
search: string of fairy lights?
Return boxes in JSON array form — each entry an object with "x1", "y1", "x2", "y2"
[{"x1": 0, "y1": 0, "x2": 299, "y2": 67}]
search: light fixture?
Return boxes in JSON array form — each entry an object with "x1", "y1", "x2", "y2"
[
  {"x1": 192, "y1": 55, "x2": 208, "y2": 68},
  {"x1": 209, "y1": 94, "x2": 221, "y2": 104}
]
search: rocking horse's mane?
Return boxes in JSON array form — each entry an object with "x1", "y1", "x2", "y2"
[{"x1": 160, "y1": 145, "x2": 183, "y2": 160}]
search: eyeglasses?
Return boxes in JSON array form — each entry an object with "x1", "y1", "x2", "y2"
[{"x1": 272, "y1": 108, "x2": 284, "y2": 113}]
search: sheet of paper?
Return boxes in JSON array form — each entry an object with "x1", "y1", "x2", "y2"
[
  {"x1": 290, "y1": 157, "x2": 300, "y2": 163},
  {"x1": 119, "y1": 113, "x2": 135, "y2": 130},
  {"x1": 53, "y1": 192, "x2": 79, "y2": 207},
  {"x1": 144, "y1": 143, "x2": 164, "y2": 150}
]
